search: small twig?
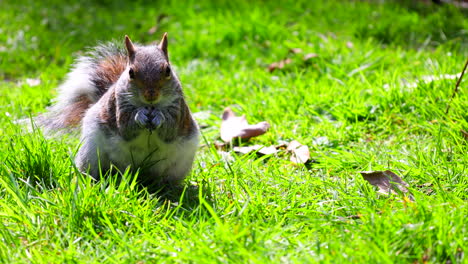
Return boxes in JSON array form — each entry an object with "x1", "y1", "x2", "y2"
[{"x1": 445, "y1": 57, "x2": 468, "y2": 115}]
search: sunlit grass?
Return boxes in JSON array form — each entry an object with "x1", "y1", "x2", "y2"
[{"x1": 0, "y1": 0, "x2": 467, "y2": 263}]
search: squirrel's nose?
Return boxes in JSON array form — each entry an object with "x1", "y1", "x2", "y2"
[{"x1": 142, "y1": 88, "x2": 160, "y2": 103}]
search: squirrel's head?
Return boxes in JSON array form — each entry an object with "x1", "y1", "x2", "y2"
[{"x1": 123, "y1": 33, "x2": 179, "y2": 106}]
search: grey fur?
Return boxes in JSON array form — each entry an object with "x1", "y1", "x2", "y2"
[{"x1": 44, "y1": 35, "x2": 200, "y2": 186}]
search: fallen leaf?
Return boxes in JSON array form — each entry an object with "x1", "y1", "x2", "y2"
[
  {"x1": 233, "y1": 145, "x2": 277, "y2": 155},
  {"x1": 289, "y1": 48, "x2": 303, "y2": 54},
  {"x1": 287, "y1": 140, "x2": 310, "y2": 164},
  {"x1": 286, "y1": 140, "x2": 302, "y2": 151},
  {"x1": 148, "y1": 26, "x2": 158, "y2": 35},
  {"x1": 347, "y1": 214, "x2": 361, "y2": 219},
  {"x1": 25, "y1": 78, "x2": 41, "y2": 86},
  {"x1": 233, "y1": 145, "x2": 261, "y2": 154},
  {"x1": 220, "y1": 107, "x2": 270, "y2": 143},
  {"x1": 148, "y1": 13, "x2": 168, "y2": 35},
  {"x1": 275, "y1": 140, "x2": 289, "y2": 149},
  {"x1": 291, "y1": 145, "x2": 310, "y2": 163},
  {"x1": 267, "y1": 58, "x2": 292, "y2": 72},
  {"x1": 214, "y1": 141, "x2": 227, "y2": 149},
  {"x1": 360, "y1": 170, "x2": 410, "y2": 195},
  {"x1": 258, "y1": 145, "x2": 278, "y2": 155},
  {"x1": 303, "y1": 53, "x2": 318, "y2": 62}
]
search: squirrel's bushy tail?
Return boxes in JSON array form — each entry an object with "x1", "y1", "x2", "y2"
[{"x1": 38, "y1": 43, "x2": 128, "y2": 132}]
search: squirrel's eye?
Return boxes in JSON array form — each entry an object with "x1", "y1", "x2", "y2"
[
  {"x1": 129, "y1": 68, "x2": 135, "y2": 79},
  {"x1": 165, "y1": 66, "x2": 171, "y2": 79}
]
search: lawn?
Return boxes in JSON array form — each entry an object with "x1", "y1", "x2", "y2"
[{"x1": 0, "y1": 0, "x2": 467, "y2": 263}]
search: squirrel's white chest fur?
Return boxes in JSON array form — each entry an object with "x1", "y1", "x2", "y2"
[
  {"x1": 112, "y1": 130, "x2": 198, "y2": 180},
  {"x1": 86, "y1": 125, "x2": 199, "y2": 183},
  {"x1": 110, "y1": 130, "x2": 189, "y2": 164}
]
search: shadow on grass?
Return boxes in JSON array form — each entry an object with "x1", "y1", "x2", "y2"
[{"x1": 355, "y1": 0, "x2": 468, "y2": 50}]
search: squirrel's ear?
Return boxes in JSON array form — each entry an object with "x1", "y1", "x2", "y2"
[
  {"x1": 158, "y1": 32, "x2": 169, "y2": 60},
  {"x1": 125, "y1": 35, "x2": 136, "y2": 60}
]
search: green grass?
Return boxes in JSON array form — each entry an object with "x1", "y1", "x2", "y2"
[{"x1": 1, "y1": 0, "x2": 467, "y2": 262}]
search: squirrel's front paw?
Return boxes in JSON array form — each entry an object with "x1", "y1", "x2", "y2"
[
  {"x1": 135, "y1": 107, "x2": 164, "y2": 130},
  {"x1": 148, "y1": 108, "x2": 164, "y2": 130},
  {"x1": 135, "y1": 108, "x2": 150, "y2": 128}
]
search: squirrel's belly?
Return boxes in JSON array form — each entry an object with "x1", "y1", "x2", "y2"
[{"x1": 104, "y1": 130, "x2": 198, "y2": 176}]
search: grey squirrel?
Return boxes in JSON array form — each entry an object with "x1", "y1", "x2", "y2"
[{"x1": 40, "y1": 33, "x2": 200, "y2": 186}]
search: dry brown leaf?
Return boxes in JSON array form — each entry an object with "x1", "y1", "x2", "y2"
[
  {"x1": 220, "y1": 107, "x2": 270, "y2": 143},
  {"x1": 303, "y1": 53, "x2": 318, "y2": 62},
  {"x1": 360, "y1": 170, "x2": 409, "y2": 195},
  {"x1": 25, "y1": 78, "x2": 41, "y2": 86},
  {"x1": 148, "y1": 26, "x2": 158, "y2": 35},
  {"x1": 267, "y1": 58, "x2": 292, "y2": 72},
  {"x1": 287, "y1": 140, "x2": 310, "y2": 164},
  {"x1": 290, "y1": 145, "x2": 310, "y2": 164},
  {"x1": 275, "y1": 141, "x2": 288, "y2": 150},
  {"x1": 289, "y1": 48, "x2": 303, "y2": 54},
  {"x1": 286, "y1": 140, "x2": 302, "y2": 151},
  {"x1": 233, "y1": 145, "x2": 277, "y2": 155},
  {"x1": 147, "y1": 14, "x2": 168, "y2": 35},
  {"x1": 258, "y1": 145, "x2": 278, "y2": 155},
  {"x1": 214, "y1": 141, "x2": 227, "y2": 150},
  {"x1": 233, "y1": 145, "x2": 261, "y2": 154}
]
